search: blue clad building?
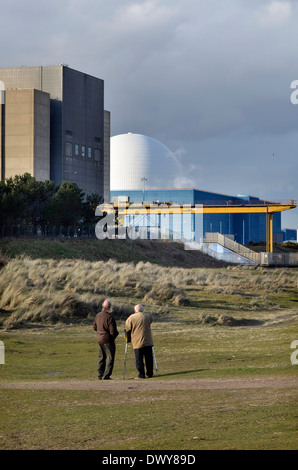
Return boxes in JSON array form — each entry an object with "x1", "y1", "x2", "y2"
[
  {"x1": 110, "y1": 133, "x2": 283, "y2": 245},
  {"x1": 110, "y1": 188, "x2": 282, "y2": 244}
]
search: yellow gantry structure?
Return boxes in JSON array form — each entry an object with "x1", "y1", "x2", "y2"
[
  {"x1": 195, "y1": 201, "x2": 297, "y2": 252},
  {"x1": 99, "y1": 199, "x2": 297, "y2": 253}
]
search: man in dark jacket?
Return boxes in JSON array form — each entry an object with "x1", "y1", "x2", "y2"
[{"x1": 93, "y1": 299, "x2": 119, "y2": 380}]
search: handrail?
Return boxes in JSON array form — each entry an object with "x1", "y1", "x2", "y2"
[{"x1": 204, "y1": 233, "x2": 261, "y2": 264}]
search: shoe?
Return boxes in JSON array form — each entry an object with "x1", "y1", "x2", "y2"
[{"x1": 103, "y1": 377, "x2": 112, "y2": 380}]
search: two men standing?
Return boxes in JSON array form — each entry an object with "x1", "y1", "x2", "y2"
[{"x1": 93, "y1": 300, "x2": 154, "y2": 380}]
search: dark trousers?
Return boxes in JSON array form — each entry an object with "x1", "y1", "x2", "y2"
[
  {"x1": 98, "y1": 343, "x2": 116, "y2": 379},
  {"x1": 134, "y1": 346, "x2": 153, "y2": 378}
]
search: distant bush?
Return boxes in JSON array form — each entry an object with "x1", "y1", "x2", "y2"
[
  {"x1": 0, "y1": 251, "x2": 8, "y2": 270},
  {"x1": 143, "y1": 282, "x2": 190, "y2": 306},
  {"x1": 0, "y1": 173, "x2": 103, "y2": 227},
  {"x1": 281, "y1": 242, "x2": 298, "y2": 251}
]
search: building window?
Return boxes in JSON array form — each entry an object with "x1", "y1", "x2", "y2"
[
  {"x1": 94, "y1": 148, "x2": 102, "y2": 163},
  {"x1": 88, "y1": 147, "x2": 92, "y2": 158},
  {"x1": 65, "y1": 142, "x2": 73, "y2": 157},
  {"x1": 82, "y1": 145, "x2": 86, "y2": 157},
  {"x1": 75, "y1": 144, "x2": 79, "y2": 156}
]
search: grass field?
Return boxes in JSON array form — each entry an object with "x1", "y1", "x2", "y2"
[
  {"x1": 0, "y1": 238, "x2": 297, "y2": 450},
  {"x1": 1, "y1": 318, "x2": 297, "y2": 450}
]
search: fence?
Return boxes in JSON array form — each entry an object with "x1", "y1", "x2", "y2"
[
  {"x1": 1, "y1": 224, "x2": 192, "y2": 241},
  {"x1": 260, "y1": 252, "x2": 298, "y2": 266},
  {"x1": 0, "y1": 225, "x2": 97, "y2": 239}
]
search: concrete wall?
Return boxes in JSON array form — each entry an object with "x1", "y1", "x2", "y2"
[
  {"x1": 62, "y1": 66, "x2": 105, "y2": 196},
  {"x1": 0, "y1": 66, "x2": 63, "y2": 100},
  {"x1": 33, "y1": 90, "x2": 51, "y2": 180},
  {"x1": 0, "y1": 66, "x2": 108, "y2": 198},
  {"x1": 4, "y1": 89, "x2": 50, "y2": 181}
]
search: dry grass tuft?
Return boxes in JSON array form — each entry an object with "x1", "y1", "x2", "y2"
[
  {"x1": 0, "y1": 257, "x2": 296, "y2": 329},
  {"x1": 142, "y1": 281, "x2": 190, "y2": 307}
]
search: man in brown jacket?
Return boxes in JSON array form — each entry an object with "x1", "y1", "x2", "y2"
[
  {"x1": 125, "y1": 304, "x2": 153, "y2": 379},
  {"x1": 93, "y1": 299, "x2": 119, "y2": 380}
]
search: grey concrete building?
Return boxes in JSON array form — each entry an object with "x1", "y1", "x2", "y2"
[
  {"x1": 0, "y1": 88, "x2": 50, "y2": 181},
  {"x1": 0, "y1": 65, "x2": 110, "y2": 199}
]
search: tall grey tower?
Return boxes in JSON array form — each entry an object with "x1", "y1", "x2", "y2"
[{"x1": 0, "y1": 65, "x2": 110, "y2": 200}]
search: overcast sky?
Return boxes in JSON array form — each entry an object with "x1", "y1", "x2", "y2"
[{"x1": 1, "y1": 0, "x2": 298, "y2": 229}]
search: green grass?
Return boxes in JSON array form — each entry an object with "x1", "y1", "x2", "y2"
[
  {"x1": 0, "y1": 237, "x2": 211, "y2": 267},
  {"x1": 0, "y1": 316, "x2": 297, "y2": 450},
  {"x1": 0, "y1": 387, "x2": 296, "y2": 450},
  {"x1": 0, "y1": 318, "x2": 296, "y2": 382},
  {"x1": 0, "y1": 239, "x2": 297, "y2": 450}
]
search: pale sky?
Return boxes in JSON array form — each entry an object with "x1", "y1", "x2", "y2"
[{"x1": 1, "y1": 0, "x2": 297, "y2": 229}]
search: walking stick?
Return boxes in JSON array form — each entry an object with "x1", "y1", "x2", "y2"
[
  {"x1": 123, "y1": 340, "x2": 128, "y2": 380},
  {"x1": 152, "y1": 346, "x2": 158, "y2": 372}
]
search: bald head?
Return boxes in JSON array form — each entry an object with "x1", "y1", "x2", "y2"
[
  {"x1": 102, "y1": 299, "x2": 112, "y2": 312},
  {"x1": 134, "y1": 304, "x2": 143, "y2": 313}
]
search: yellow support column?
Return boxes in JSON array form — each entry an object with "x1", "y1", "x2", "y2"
[
  {"x1": 266, "y1": 212, "x2": 270, "y2": 252},
  {"x1": 270, "y1": 213, "x2": 273, "y2": 253}
]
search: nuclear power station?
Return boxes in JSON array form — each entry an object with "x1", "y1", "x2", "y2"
[
  {"x1": 0, "y1": 65, "x2": 110, "y2": 201},
  {"x1": 0, "y1": 65, "x2": 297, "y2": 252}
]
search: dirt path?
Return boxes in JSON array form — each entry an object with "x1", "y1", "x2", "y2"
[{"x1": 1, "y1": 375, "x2": 297, "y2": 391}]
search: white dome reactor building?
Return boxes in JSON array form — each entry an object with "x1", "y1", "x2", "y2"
[{"x1": 110, "y1": 133, "x2": 182, "y2": 191}]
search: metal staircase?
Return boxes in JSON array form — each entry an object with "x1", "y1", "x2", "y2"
[{"x1": 204, "y1": 233, "x2": 261, "y2": 264}]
